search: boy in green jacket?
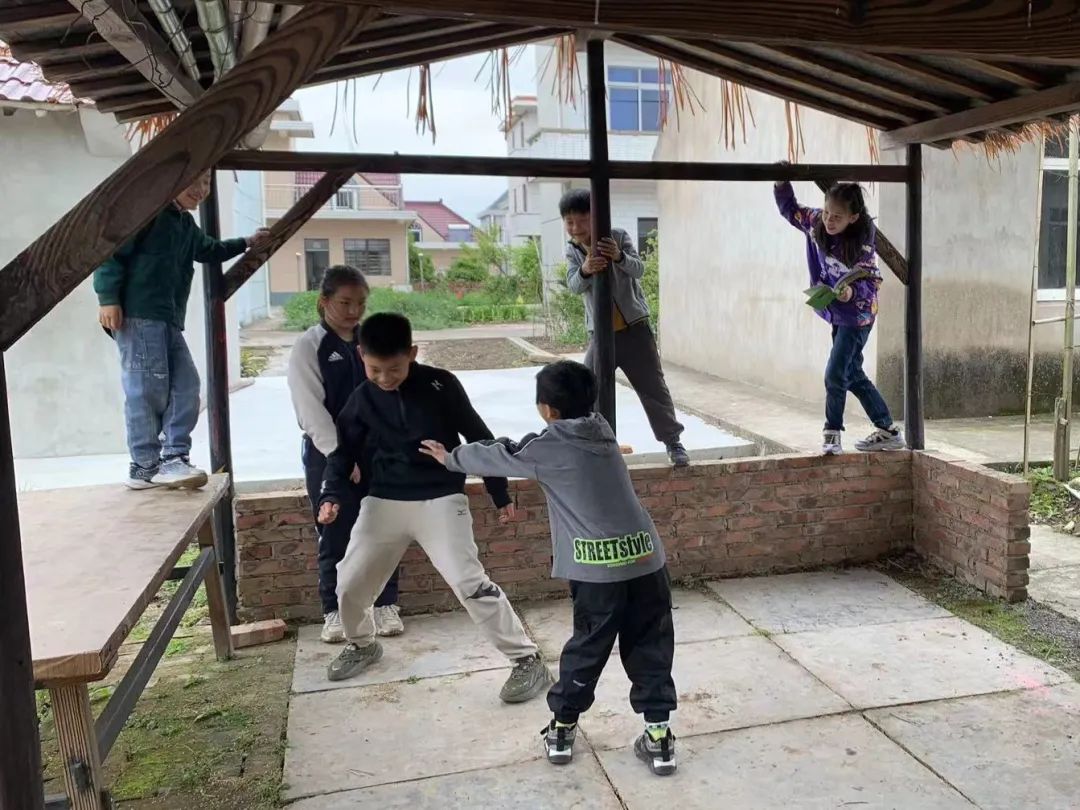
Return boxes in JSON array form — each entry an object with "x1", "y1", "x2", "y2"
[{"x1": 94, "y1": 171, "x2": 269, "y2": 490}]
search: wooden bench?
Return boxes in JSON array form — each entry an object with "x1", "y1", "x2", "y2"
[{"x1": 20, "y1": 475, "x2": 234, "y2": 810}]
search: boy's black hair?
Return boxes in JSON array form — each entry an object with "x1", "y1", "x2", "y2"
[
  {"x1": 359, "y1": 312, "x2": 413, "y2": 358},
  {"x1": 559, "y1": 188, "x2": 592, "y2": 217},
  {"x1": 536, "y1": 360, "x2": 596, "y2": 419}
]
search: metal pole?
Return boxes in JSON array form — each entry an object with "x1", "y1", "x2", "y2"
[
  {"x1": 586, "y1": 37, "x2": 616, "y2": 432},
  {"x1": 1024, "y1": 138, "x2": 1047, "y2": 475},
  {"x1": 200, "y1": 171, "x2": 238, "y2": 622},
  {"x1": 0, "y1": 353, "x2": 46, "y2": 810},
  {"x1": 904, "y1": 144, "x2": 924, "y2": 450},
  {"x1": 1055, "y1": 120, "x2": 1079, "y2": 481}
]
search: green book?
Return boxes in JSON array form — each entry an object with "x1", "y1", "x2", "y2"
[{"x1": 804, "y1": 268, "x2": 871, "y2": 311}]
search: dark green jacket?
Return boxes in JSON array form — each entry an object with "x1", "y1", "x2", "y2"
[{"x1": 93, "y1": 204, "x2": 248, "y2": 330}]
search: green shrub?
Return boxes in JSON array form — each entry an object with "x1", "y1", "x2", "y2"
[
  {"x1": 283, "y1": 291, "x2": 320, "y2": 331},
  {"x1": 365, "y1": 287, "x2": 461, "y2": 331},
  {"x1": 446, "y1": 262, "x2": 488, "y2": 284}
]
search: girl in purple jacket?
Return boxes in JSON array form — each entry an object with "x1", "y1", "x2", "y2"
[{"x1": 774, "y1": 179, "x2": 904, "y2": 455}]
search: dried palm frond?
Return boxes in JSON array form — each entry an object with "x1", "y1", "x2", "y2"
[
  {"x1": 954, "y1": 116, "x2": 1073, "y2": 163},
  {"x1": 478, "y1": 45, "x2": 527, "y2": 131},
  {"x1": 783, "y1": 100, "x2": 805, "y2": 162},
  {"x1": 547, "y1": 33, "x2": 583, "y2": 110},
  {"x1": 414, "y1": 63, "x2": 436, "y2": 142},
  {"x1": 865, "y1": 126, "x2": 880, "y2": 164},
  {"x1": 126, "y1": 112, "x2": 176, "y2": 146},
  {"x1": 657, "y1": 58, "x2": 703, "y2": 130}
]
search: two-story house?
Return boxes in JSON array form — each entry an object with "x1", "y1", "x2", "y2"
[{"x1": 496, "y1": 41, "x2": 666, "y2": 287}]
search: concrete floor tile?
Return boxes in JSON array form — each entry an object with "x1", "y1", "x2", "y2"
[
  {"x1": 283, "y1": 668, "x2": 552, "y2": 799},
  {"x1": 867, "y1": 682, "x2": 1080, "y2": 810},
  {"x1": 288, "y1": 755, "x2": 622, "y2": 809},
  {"x1": 521, "y1": 589, "x2": 754, "y2": 659},
  {"x1": 1028, "y1": 567, "x2": 1080, "y2": 622},
  {"x1": 598, "y1": 715, "x2": 973, "y2": 810},
  {"x1": 291, "y1": 615, "x2": 510, "y2": 695},
  {"x1": 1030, "y1": 525, "x2": 1080, "y2": 571},
  {"x1": 575, "y1": 635, "x2": 850, "y2": 751},
  {"x1": 775, "y1": 617, "x2": 1069, "y2": 709},
  {"x1": 708, "y1": 569, "x2": 950, "y2": 634}
]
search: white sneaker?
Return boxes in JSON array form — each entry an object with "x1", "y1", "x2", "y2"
[
  {"x1": 374, "y1": 604, "x2": 405, "y2": 637},
  {"x1": 822, "y1": 430, "x2": 843, "y2": 456},
  {"x1": 321, "y1": 610, "x2": 346, "y2": 644},
  {"x1": 152, "y1": 457, "x2": 209, "y2": 489},
  {"x1": 855, "y1": 426, "x2": 906, "y2": 452}
]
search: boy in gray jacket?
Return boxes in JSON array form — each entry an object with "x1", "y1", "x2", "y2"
[
  {"x1": 562, "y1": 189, "x2": 688, "y2": 468},
  {"x1": 420, "y1": 360, "x2": 678, "y2": 776}
]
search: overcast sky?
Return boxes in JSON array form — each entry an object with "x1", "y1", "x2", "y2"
[{"x1": 293, "y1": 48, "x2": 540, "y2": 222}]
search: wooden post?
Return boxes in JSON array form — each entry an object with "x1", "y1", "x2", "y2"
[
  {"x1": 586, "y1": 37, "x2": 616, "y2": 432},
  {"x1": 0, "y1": 354, "x2": 44, "y2": 810},
  {"x1": 905, "y1": 145, "x2": 925, "y2": 450},
  {"x1": 200, "y1": 172, "x2": 238, "y2": 623},
  {"x1": 48, "y1": 685, "x2": 104, "y2": 810},
  {"x1": 197, "y1": 521, "x2": 235, "y2": 661}
]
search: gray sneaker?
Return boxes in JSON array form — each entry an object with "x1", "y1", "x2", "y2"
[
  {"x1": 855, "y1": 426, "x2": 905, "y2": 452},
  {"x1": 126, "y1": 463, "x2": 160, "y2": 490},
  {"x1": 635, "y1": 729, "x2": 677, "y2": 776},
  {"x1": 541, "y1": 721, "x2": 577, "y2": 765},
  {"x1": 152, "y1": 456, "x2": 209, "y2": 489},
  {"x1": 499, "y1": 654, "x2": 551, "y2": 704},
  {"x1": 327, "y1": 641, "x2": 383, "y2": 682},
  {"x1": 822, "y1": 430, "x2": 843, "y2": 456}
]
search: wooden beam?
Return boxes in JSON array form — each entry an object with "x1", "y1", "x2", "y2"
[
  {"x1": 218, "y1": 149, "x2": 911, "y2": 183},
  {"x1": 295, "y1": 0, "x2": 1080, "y2": 63},
  {"x1": 761, "y1": 46, "x2": 953, "y2": 115},
  {"x1": 881, "y1": 81, "x2": 1080, "y2": 148},
  {"x1": 853, "y1": 53, "x2": 997, "y2": 102},
  {"x1": 321, "y1": 21, "x2": 523, "y2": 73},
  {"x1": 0, "y1": 1, "x2": 80, "y2": 37},
  {"x1": 813, "y1": 179, "x2": 908, "y2": 286},
  {"x1": 315, "y1": 26, "x2": 559, "y2": 85},
  {"x1": 115, "y1": 100, "x2": 182, "y2": 122},
  {"x1": 0, "y1": 353, "x2": 44, "y2": 810},
  {"x1": 954, "y1": 58, "x2": 1047, "y2": 90},
  {"x1": 687, "y1": 41, "x2": 924, "y2": 123},
  {"x1": 905, "y1": 145, "x2": 924, "y2": 449},
  {"x1": 223, "y1": 169, "x2": 356, "y2": 299},
  {"x1": 67, "y1": 0, "x2": 204, "y2": 107},
  {"x1": 0, "y1": 3, "x2": 379, "y2": 352},
  {"x1": 95, "y1": 88, "x2": 174, "y2": 114},
  {"x1": 615, "y1": 34, "x2": 904, "y2": 131}
]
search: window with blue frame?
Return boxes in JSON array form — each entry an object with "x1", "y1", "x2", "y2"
[{"x1": 607, "y1": 66, "x2": 670, "y2": 132}]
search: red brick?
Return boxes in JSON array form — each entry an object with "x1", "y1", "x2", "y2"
[
  {"x1": 239, "y1": 545, "x2": 272, "y2": 561},
  {"x1": 236, "y1": 513, "x2": 269, "y2": 530},
  {"x1": 231, "y1": 619, "x2": 288, "y2": 649}
]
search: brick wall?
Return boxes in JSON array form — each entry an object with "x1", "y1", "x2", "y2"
[
  {"x1": 234, "y1": 452, "x2": 913, "y2": 622},
  {"x1": 912, "y1": 452, "x2": 1032, "y2": 603}
]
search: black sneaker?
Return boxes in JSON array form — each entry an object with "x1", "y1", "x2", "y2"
[
  {"x1": 541, "y1": 721, "x2": 576, "y2": 765},
  {"x1": 666, "y1": 442, "x2": 690, "y2": 468},
  {"x1": 126, "y1": 463, "x2": 160, "y2": 490},
  {"x1": 327, "y1": 641, "x2": 383, "y2": 682},
  {"x1": 635, "y1": 729, "x2": 677, "y2": 776},
  {"x1": 500, "y1": 654, "x2": 551, "y2": 704}
]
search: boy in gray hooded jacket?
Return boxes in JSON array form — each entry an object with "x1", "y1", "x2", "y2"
[{"x1": 420, "y1": 360, "x2": 678, "y2": 776}]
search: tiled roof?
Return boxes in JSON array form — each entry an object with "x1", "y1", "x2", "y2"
[
  {"x1": 359, "y1": 172, "x2": 401, "y2": 188},
  {"x1": 0, "y1": 41, "x2": 85, "y2": 106},
  {"x1": 406, "y1": 200, "x2": 474, "y2": 241}
]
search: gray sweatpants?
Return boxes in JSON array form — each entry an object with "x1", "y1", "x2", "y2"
[
  {"x1": 336, "y1": 494, "x2": 538, "y2": 660},
  {"x1": 585, "y1": 321, "x2": 684, "y2": 445}
]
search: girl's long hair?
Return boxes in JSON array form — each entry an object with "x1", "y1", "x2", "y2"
[
  {"x1": 317, "y1": 264, "x2": 369, "y2": 317},
  {"x1": 812, "y1": 183, "x2": 873, "y2": 268}
]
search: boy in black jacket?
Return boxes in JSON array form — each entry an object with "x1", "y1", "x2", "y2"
[{"x1": 318, "y1": 313, "x2": 549, "y2": 703}]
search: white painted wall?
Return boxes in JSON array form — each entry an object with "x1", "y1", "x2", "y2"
[
  {"x1": 223, "y1": 168, "x2": 270, "y2": 326},
  {"x1": 2, "y1": 109, "x2": 243, "y2": 459},
  {"x1": 655, "y1": 79, "x2": 880, "y2": 402}
]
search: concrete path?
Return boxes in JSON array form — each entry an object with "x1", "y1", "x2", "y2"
[
  {"x1": 282, "y1": 569, "x2": 1079, "y2": 808},
  {"x1": 1030, "y1": 524, "x2": 1080, "y2": 623},
  {"x1": 13, "y1": 371, "x2": 752, "y2": 492},
  {"x1": 655, "y1": 361, "x2": 1056, "y2": 463}
]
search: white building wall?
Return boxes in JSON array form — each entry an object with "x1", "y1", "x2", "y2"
[
  {"x1": 224, "y1": 168, "x2": 270, "y2": 326},
  {"x1": 654, "y1": 81, "x2": 880, "y2": 403}
]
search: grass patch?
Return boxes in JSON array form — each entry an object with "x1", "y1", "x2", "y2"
[
  {"x1": 240, "y1": 347, "x2": 271, "y2": 378},
  {"x1": 1025, "y1": 465, "x2": 1080, "y2": 527},
  {"x1": 880, "y1": 555, "x2": 1080, "y2": 681}
]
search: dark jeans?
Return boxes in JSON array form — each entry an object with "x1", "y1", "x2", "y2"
[
  {"x1": 302, "y1": 436, "x2": 399, "y2": 614},
  {"x1": 825, "y1": 325, "x2": 893, "y2": 432},
  {"x1": 585, "y1": 321, "x2": 684, "y2": 445},
  {"x1": 548, "y1": 566, "x2": 677, "y2": 724}
]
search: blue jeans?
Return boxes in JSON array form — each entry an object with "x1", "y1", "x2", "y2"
[
  {"x1": 115, "y1": 318, "x2": 201, "y2": 468},
  {"x1": 825, "y1": 325, "x2": 893, "y2": 432}
]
